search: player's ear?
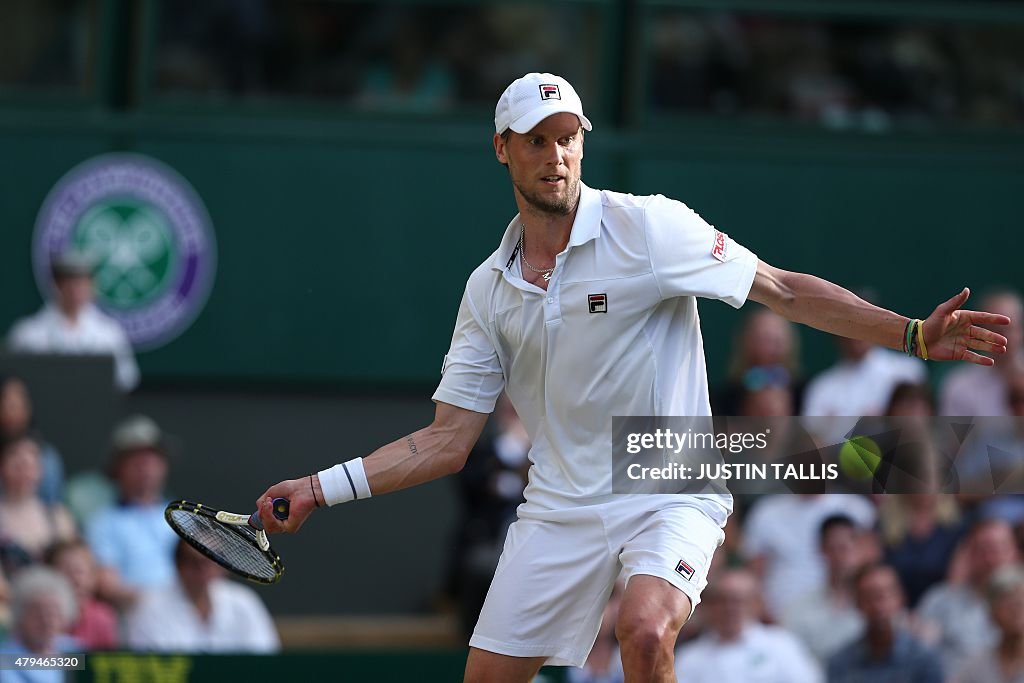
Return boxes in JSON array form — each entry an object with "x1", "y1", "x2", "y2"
[{"x1": 494, "y1": 132, "x2": 508, "y2": 166}]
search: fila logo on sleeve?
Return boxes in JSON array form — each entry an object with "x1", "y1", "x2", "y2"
[
  {"x1": 675, "y1": 559, "x2": 695, "y2": 581},
  {"x1": 539, "y1": 84, "x2": 561, "y2": 101},
  {"x1": 711, "y1": 230, "x2": 728, "y2": 262},
  {"x1": 588, "y1": 293, "x2": 607, "y2": 314}
]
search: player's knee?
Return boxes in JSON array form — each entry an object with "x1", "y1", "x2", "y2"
[{"x1": 615, "y1": 612, "x2": 676, "y2": 658}]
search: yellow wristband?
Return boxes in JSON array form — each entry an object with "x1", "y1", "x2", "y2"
[{"x1": 916, "y1": 319, "x2": 929, "y2": 360}]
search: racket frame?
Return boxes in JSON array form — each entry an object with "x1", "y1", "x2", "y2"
[{"x1": 165, "y1": 500, "x2": 285, "y2": 584}]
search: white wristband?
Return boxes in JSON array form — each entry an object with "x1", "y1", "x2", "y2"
[{"x1": 318, "y1": 458, "x2": 372, "y2": 506}]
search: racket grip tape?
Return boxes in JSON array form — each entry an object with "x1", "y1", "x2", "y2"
[{"x1": 248, "y1": 497, "x2": 290, "y2": 529}]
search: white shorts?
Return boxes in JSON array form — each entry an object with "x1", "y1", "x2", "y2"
[{"x1": 469, "y1": 499, "x2": 725, "y2": 667}]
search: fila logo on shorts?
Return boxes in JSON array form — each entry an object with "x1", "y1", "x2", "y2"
[
  {"x1": 588, "y1": 293, "x2": 607, "y2": 314},
  {"x1": 711, "y1": 230, "x2": 728, "y2": 262},
  {"x1": 675, "y1": 559, "x2": 695, "y2": 581},
  {"x1": 539, "y1": 84, "x2": 561, "y2": 100}
]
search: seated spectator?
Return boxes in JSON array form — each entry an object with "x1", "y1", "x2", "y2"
[
  {"x1": 6, "y1": 251, "x2": 139, "y2": 392},
  {"x1": 674, "y1": 568, "x2": 822, "y2": 683},
  {"x1": 940, "y1": 289, "x2": 1023, "y2": 417},
  {"x1": 0, "y1": 435, "x2": 76, "y2": 572},
  {"x1": 742, "y1": 493, "x2": 876, "y2": 620},
  {"x1": 713, "y1": 307, "x2": 803, "y2": 416},
  {"x1": 954, "y1": 565, "x2": 1024, "y2": 683},
  {"x1": 828, "y1": 563, "x2": 943, "y2": 683},
  {"x1": 884, "y1": 381, "x2": 935, "y2": 418},
  {"x1": 782, "y1": 515, "x2": 868, "y2": 662},
  {"x1": 956, "y1": 371, "x2": 1024, "y2": 524},
  {"x1": 0, "y1": 567, "x2": 78, "y2": 683},
  {"x1": 0, "y1": 375, "x2": 64, "y2": 505},
  {"x1": 45, "y1": 539, "x2": 117, "y2": 651},
  {"x1": 916, "y1": 518, "x2": 1020, "y2": 673},
  {"x1": 126, "y1": 540, "x2": 279, "y2": 653},
  {"x1": 85, "y1": 415, "x2": 178, "y2": 608},
  {"x1": 569, "y1": 581, "x2": 624, "y2": 683},
  {"x1": 880, "y1": 494, "x2": 963, "y2": 608}
]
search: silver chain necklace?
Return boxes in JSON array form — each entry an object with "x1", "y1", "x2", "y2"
[{"x1": 519, "y1": 228, "x2": 555, "y2": 282}]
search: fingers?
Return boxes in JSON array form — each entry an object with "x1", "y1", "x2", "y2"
[
  {"x1": 938, "y1": 288, "x2": 970, "y2": 314},
  {"x1": 255, "y1": 483, "x2": 292, "y2": 534},
  {"x1": 961, "y1": 349, "x2": 996, "y2": 366},
  {"x1": 964, "y1": 311, "x2": 1012, "y2": 328},
  {"x1": 968, "y1": 325, "x2": 1009, "y2": 348}
]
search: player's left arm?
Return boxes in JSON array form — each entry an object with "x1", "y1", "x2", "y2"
[{"x1": 747, "y1": 259, "x2": 1010, "y2": 365}]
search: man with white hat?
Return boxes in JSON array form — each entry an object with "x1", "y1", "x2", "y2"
[
  {"x1": 7, "y1": 250, "x2": 139, "y2": 392},
  {"x1": 255, "y1": 73, "x2": 1009, "y2": 682}
]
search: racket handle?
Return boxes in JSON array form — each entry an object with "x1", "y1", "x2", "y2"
[{"x1": 248, "y1": 498, "x2": 290, "y2": 529}]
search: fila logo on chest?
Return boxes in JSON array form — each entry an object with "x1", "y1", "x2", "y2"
[{"x1": 588, "y1": 293, "x2": 608, "y2": 314}]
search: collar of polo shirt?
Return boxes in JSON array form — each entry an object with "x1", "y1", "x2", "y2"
[{"x1": 491, "y1": 182, "x2": 604, "y2": 272}]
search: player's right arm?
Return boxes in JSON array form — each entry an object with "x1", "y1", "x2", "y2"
[{"x1": 256, "y1": 401, "x2": 488, "y2": 533}]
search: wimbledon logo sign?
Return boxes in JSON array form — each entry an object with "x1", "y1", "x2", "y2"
[{"x1": 33, "y1": 153, "x2": 216, "y2": 351}]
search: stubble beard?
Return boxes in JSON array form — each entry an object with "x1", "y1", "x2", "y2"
[{"x1": 513, "y1": 173, "x2": 581, "y2": 216}]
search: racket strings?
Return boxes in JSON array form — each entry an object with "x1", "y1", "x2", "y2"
[{"x1": 168, "y1": 510, "x2": 278, "y2": 581}]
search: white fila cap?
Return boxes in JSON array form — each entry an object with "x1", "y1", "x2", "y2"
[{"x1": 494, "y1": 73, "x2": 593, "y2": 135}]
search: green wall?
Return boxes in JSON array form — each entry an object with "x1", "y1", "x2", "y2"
[{"x1": 3, "y1": 111, "x2": 1021, "y2": 386}]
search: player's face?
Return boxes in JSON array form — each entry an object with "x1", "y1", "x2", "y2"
[{"x1": 495, "y1": 113, "x2": 584, "y2": 216}]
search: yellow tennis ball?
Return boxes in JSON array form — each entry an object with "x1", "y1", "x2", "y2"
[{"x1": 839, "y1": 436, "x2": 882, "y2": 480}]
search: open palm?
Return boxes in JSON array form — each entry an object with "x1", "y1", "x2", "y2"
[{"x1": 923, "y1": 288, "x2": 1010, "y2": 364}]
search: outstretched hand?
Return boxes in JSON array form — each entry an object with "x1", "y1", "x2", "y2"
[
  {"x1": 255, "y1": 475, "x2": 322, "y2": 534},
  {"x1": 922, "y1": 288, "x2": 1010, "y2": 365}
]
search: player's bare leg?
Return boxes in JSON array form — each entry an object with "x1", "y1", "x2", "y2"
[
  {"x1": 463, "y1": 648, "x2": 546, "y2": 683},
  {"x1": 616, "y1": 575, "x2": 691, "y2": 682}
]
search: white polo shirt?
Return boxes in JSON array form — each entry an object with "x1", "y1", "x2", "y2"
[{"x1": 433, "y1": 183, "x2": 758, "y2": 517}]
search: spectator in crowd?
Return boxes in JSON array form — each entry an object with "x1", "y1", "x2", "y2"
[
  {"x1": 782, "y1": 515, "x2": 868, "y2": 662},
  {"x1": 85, "y1": 415, "x2": 178, "y2": 609},
  {"x1": 569, "y1": 581, "x2": 624, "y2": 683},
  {"x1": 6, "y1": 251, "x2": 139, "y2": 392},
  {"x1": 0, "y1": 567, "x2": 78, "y2": 683},
  {"x1": 955, "y1": 564, "x2": 1024, "y2": 683},
  {"x1": 445, "y1": 394, "x2": 530, "y2": 636},
  {"x1": 801, "y1": 289, "x2": 926, "y2": 441},
  {"x1": 880, "y1": 493, "x2": 963, "y2": 608},
  {"x1": 0, "y1": 435, "x2": 76, "y2": 573},
  {"x1": 828, "y1": 563, "x2": 943, "y2": 683},
  {"x1": 917, "y1": 517, "x2": 1021, "y2": 672},
  {"x1": 956, "y1": 371, "x2": 1024, "y2": 524},
  {"x1": 742, "y1": 493, "x2": 876, "y2": 619},
  {"x1": 45, "y1": 539, "x2": 117, "y2": 651},
  {"x1": 0, "y1": 375, "x2": 64, "y2": 505},
  {"x1": 940, "y1": 288, "x2": 1023, "y2": 416},
  {"x1": 884, "y1": 381, "x2": 935, "y2": 418},
  {"x1": 126, "y1": 539, "x2": 279, "y2": 653},
  {"x1": 674, "y1": 568, "x2": 822, "y2": 683},
  {"x1": 713, "y1": 307, "x2": 803, "y2": 415}
]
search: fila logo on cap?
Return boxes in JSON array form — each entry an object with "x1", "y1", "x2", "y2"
[
  {"x1": 539, "y1": 84, "x2": 561, "y2": 101},
  {"x1": 675, "y1": 559, "x2": 695, "y2": 581},
  {"x1": 588, "y1": 293, "x2": 607, "y2": 314}
]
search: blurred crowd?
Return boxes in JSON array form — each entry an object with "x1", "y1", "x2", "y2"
[
  {"x1": 0, "y1": 255, "x2": 280, "y2": 671},
  {"x1": 8, "y1": 247, "x2": 1021, "y2": 682},
  {"x1": 648, "y1": 12, "x2": 1024, "y2": 130},
  {"x1": 449, "y1": 290, "x2": 1024, "y2": 682},
  {"x1": 5, "y1": 1, "x2": 1024, "y2": 130}
]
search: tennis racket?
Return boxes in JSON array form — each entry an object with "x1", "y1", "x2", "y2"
[{"x1": 164, "y1": 498, "x2": 290, "y2": 584}]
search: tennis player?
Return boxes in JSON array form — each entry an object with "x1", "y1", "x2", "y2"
[{"x1": 256, "y1": 73, "x2": 1009, "y2": 682}]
